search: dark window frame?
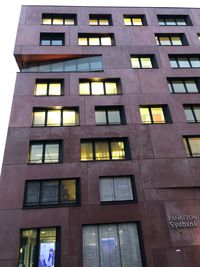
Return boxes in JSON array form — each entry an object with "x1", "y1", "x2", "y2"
[
  {"x1": 183, "y1": 136, "x2": 200, "y2": 157},
  {"x1": 169, "y1": 55, "x2": 200, "y2": 69},
  {"x1": 139, "y1": 105, "x2": 172, "y2": 124},
  {"x1": 99, "y1": 175, "x2": 137, "y2": 204},
  {"x1": 131, "y1": 55, "x2": 157, "y2": 69},
  {"x1": 157, "y1": 15, "x2": 192, "y2": 26},
  {"x1": 167, "y1": 78, "x2": 199, "y2": 94},
  {"x1": 89, "y1": 14, "x2": 112, "y2": 26},
  {"x1": 78, "y1": 33, "x2": 115, "y2": 46},
  {"x1": 28, "y1": 140, "x2": 63, "y2": 164},
  {"x1": 155, "y1": 34, "x2": 187, "y2": 46},
  {"x1": 81, "y1": 138, "x2": 131, "y2": 161},
  {"x1": 42, "y1": 13, "x2": 77, "y2": 25},
  {"x1": 183, "y1": 104, "x2": 200, "y2": 123},
  {"x1": 18, "y1": 226, "x2": 60, "y2": 267},
  {"x1": 123, "y1": 14, "x2": 147, "y2": 26},
  {"x1": 95, "y1": 106, "x2": 126, "y2": 125},
  {"x1": 40, "y1": 33, "x2": 65, "y2": 46},
  {"x1": 34, "y1": 79, "x2": 64, "y2": 96},
  {"x1": 23, "y1": 178, "x2": 80, "y2": 208}
]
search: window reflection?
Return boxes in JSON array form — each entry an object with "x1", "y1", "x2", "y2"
[
  {"x1": 183, "y1": 137, "x2": 200, "y2": 157},
  {"x1": 79, "y1": 80, "x2": 119, "y2": 95},
  {"x1": 95, "y1": 141, "x2": 110, "y2": 160},
  {"x1": 140, "y1": 106, "x2": 167, "y2": 124}
]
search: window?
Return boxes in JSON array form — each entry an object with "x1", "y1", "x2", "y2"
[
  {"x1": 198, "y1": 34, "x2": 200, "y2": 41},
  {"x1": 95, "y1": 106, "x2": 125, "y2": 125},
  {"x1": 139, "y1": 105, "x2": 172, "y2": 124},
  {"x1": 34, "y1": 79, "x2": 63, "y2": 96},
  {"x1": 42, "y1": 13, "x2": 76, "y2": 25},
  {"x1": 131, "y1": 55, "x2": 156, "y2": 69},
  {"x1": 83, "y1": 223, "x2": 143, "y2": 267},
  {"x1": 40, "y1": 33, "x2": 64, "y2": 46},
  {"x1": 157, "y1": 15, "x2": 191, "y2": 26},
  {"x1": 184, "y1": 105, "x2": 200, "y2": 123},
  {"x1": 79, "y1": 79, "x2": 121, "y2": 95},
  {"x1": 24, "y1": 178, "x2": 79, "y2": 208},
  {"x1": 100, "y1": 176, "x2": 135, "y2": 202},
  {"x1": 89, "y1": 14, "x2": 112, "y2": 25},
  {"x1": 155, "y1": 34, "x2": 186, "y2": 46},
  {"x1": 169, "y1": 55, "x2": 200, "y2": 68},
  {"x1": 183, "y1": 136, "x2": 200, "y2": 157},
  {"x1": 28, "y1": 140, "x2": 62, "y2": 164},
  {"x1": 32, "y1": 107, "x2": 79, "y2": 127},
  {"x1": 18, "y1": 227, "x2": 59, "y2": 267},
  {"x1": 124, "y1": 15, "x2": 146, "y2": 26},
  {"x1": 22, "y1": 56, "x2": 103, "y2": 73},
  {"x1": 168, "y1": 78, "x2": 199, "y2": 93},
  {"x1": 78, "y1": 34, "x2": 114, "y2": 46},
  {"x1": 81, "y1": 138, "x2": 131, "y2": 161}
]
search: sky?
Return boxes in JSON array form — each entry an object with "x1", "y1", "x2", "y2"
[{"x1": 0, "y1": 0, "x2": 200, "y2": 172}]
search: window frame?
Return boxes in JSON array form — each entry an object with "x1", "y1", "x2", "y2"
[
  {"x1": 28, "y1": 140, "x2": 63, "y2": 164},
  {"x1": 78, "y1": 33, "x2": 115, "y2": 46},
  {"x1": 183, "y1": 136, "x2": 200, "y2": 157},
  {"x1": 99, "y1": 175, "x2": 137, "y2": 204},
  {"x1": 169, "y1": 55, "x2": 200, "y2": 69},
  {"x1": 18, "y1": 226, "x2": 60, "y2": 267},
  {"x1": 167, "y1": 78, "x2": 199, "y2": 94},
  {"x1": 155, "y1": 34, "x2": 187, "y2": 46},
  {"x1": 123, "y1": 15, "x2": 147, "y2": 26},
  {"x1": 139, "y1": 105, "x2": 172, "y2": 124},
  {"x1": 80, "y1": 138, "x2": 131, "y2": 161},
  {"x1": 95, "y1": 106, "x2": 126, "y2": 125},
  {"x1": 157, "y1": 15, "x2": 192, "y2": 26},
  {"x1": 42, "y1": 13, "x2": 77, "y2": 25},
  {"x1": 34, "y1": 79, "x2": 64, "y2": 96},
  {"x1": 89, "y1": 14, "x2": 112, "y2": 26},
  {"x1": 40, "y1": 33, "x2": 65, "y2": 46},
  {"x1": 131, "y1": 55, "x2": 157, "y2": 69},
  {"x1": 23, "y1": 178, "x2": 80, "y2": 208},
  {"x1": 183, "y1": 105, "x2": 200, "y2": 123}
]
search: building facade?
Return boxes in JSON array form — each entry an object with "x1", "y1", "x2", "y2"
[{"x1": 1, "y1": 5, "x2": 200, "y2": 267}]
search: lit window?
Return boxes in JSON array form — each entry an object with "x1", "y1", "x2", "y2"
[
  {"x1": 28, "y1": 141, "x2": 62, "y2": 164},
  {"x1": 184, "y1": 105, "x2": 200, "y2": 123},
  {"x1": 89, "y1": 15, "x2": 112, "y2": 25},
  {"x1": 32, "y1": 108, "x2": 79, "y2": 127},
  {"x1": 100, "y1": 176, "x2": 135, "y2": 202},
  {"x1": 183, "y1": 137, "x2": 200, "y2": 157},
  {"x1": 131, "y1": 56, "x2": 154, "y2": 69},
  {"x1": 168, "y1": 78, "x2": 199, "y2": 93},
  {"x1": 42, "y1": 13, "x2": 76, "y2": 25},
  {"x1": 40, "y1": 33, "x2": 65, "y2": 46},
  {"x1": 155, "y1": 35, "x2": 185, "y2": 46},
  {"x1": 24, "y1": 178, "x2": 79, "y2": 207},
  {"x1": 18, "y1": 227, "x2": 59, "y2": 267},
  {"x1": 79, "y1": 79, "x2": 121, "y2": 95},
  {"x1": 169, "y1": 56, "x2": 200, "y2": 68},
  {"x1": 82, "y1": 223, "x2": 143, "y2": 267},
  {"x1": 124, "y1": 15, "x2": 145, "y2": 26},
  {"x1": 35, "y1": 80, "x2": 63, "y2": 96},
  {"x1": 157, "y1": 15, "x2": 190, "y2": 26},
  {"x1": 139, "y1": 106, "x2": 171, "y2": 124},
  {"x1": 81, "y1": 138, "x2": 130, "y2": 161},
  {"x1": 95, "y1": 106, "x2": 125, "y2": 125},
  {"x1": 78, "y1": 34, "x2": 114, "y2": 46}
]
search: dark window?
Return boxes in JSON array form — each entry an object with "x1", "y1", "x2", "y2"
[
  {"x1": 32, "y1": 107, "x2": 79, "y2": 127},
  {"x1": 81, "y1": 138, "x2": 131, "y2": 161},
  {"x1": 95, "y1": 106, "x2": 126, "y2": 125},
  {"x1": 183, "y1": 136, "x2": 200, "y2": 157},
  {"x1": 169, "y1": 55, "x2": 200, "y2": 68},
  {"x1": 89, "y1": 14, "x2": 112, "y2": 25},
  {"x1": 131, "y1": 55, "x2": 157, "y2": 69},
  {"x1": 168, "y1": 78, "x2": 199, "y2": 93},
  {"x1": 100, "y1": 175, "x2": 136, "y2": 203},
  {"x1": 24, "y1": 178, "x2": 80, "y2": 207},
  {"x1": 34, "y1": 79, "x2": 64, "y2": 96},
  {"x1": 124, "y1": 15, "x2": 147, "y2": 26},
  {"x1": 79, "y1": 79, "x2": 121, "y2": 95},
  {"x1": 42, "y1": 13, "x2": 77, "y2": 25},
  {"x1": 184, "y1": 105, "x2": 200, "y2": 123},
  {"x1": 18, "y1": 227, "x2": 60, "y2": 267},
  {"x1": 22, "y1": 56, "x2": 103, "y2": 73},
  {"x1": 28, "y1": 140, "x2": 62, "y2": 164},
  {"x1": 82, "y1": 223, "x2": 144, "y2": 267},
  {"x1": 78, "y1": 33, "x2": 115, "y2": 46},
  {"x1": 139, "y1": 105, "x2": 172, "y2": 124},
  {"x1": 155, "y1": 34, "x2": 187, "y2": 46},
  {"x1": 40, "y1": 33, "x2": 65, "y2": 46},
  {"x1": 157, "y1": 15, "x2": 192, "y2": 26}
]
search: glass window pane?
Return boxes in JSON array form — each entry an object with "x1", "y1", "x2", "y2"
[
  {"x1": 49, "y1": 83, "x2": 61, "y2": 95},
  {"x1": 171, "y1": 36, "x2": 182, "y2": 45},
  {"x1": 99, "y1": 19, "x2": 109, "y2": 25},
  {"x1": 151, "y1": 107, "x2": 165, "y2": 123},
  {"x1": 176, "y1": 18, "x2": 186, "y2": 25},
  {"x1": 89, "y1": 56, "x2": 103, "y2": 71},
  {"x1": 89, "y1": 38, "x2": 100, "y2": 46},
  {"x1": 44, "y1": 143, "x2": 60, "y2": 163},
  {"x1": 29, "y1": 144, "x2": 43, "y2": 163},
  {"x1": 190, "y1": 58, "x2": 200, "y2": 68},
  {"x1": 35, "y1": 83, "x2": 47, "y2": 96},
  {"x1": 100, "y1": 178, "x2": 115, "y2": 201},
  {"x1": 26, "y1": 182, "x2": 40, "y2": 206},
  {"x1": 132, "y1": 18, "x2": 143, "y2": 25},
  {"x1": 114, "y1": 177, "x2": 133, "y2": 200},
  {"x1": 95, "y1": 110, "x2": 107, "y2": 125},
  {"x1": 64, "y1": 18, "x2": 75, "y2": 25},
  {"x1": 81, "y1": 142, "x2": 93, "y2": 161},
  {"x1": 165, "y1": 18, "x2": 176, "y2": 25},
  {"x1": 42, "y1": 18, "x2": 51, "y2": 24},
  {"x1": 159, "y1": 37, "x2": 171, "y2": 46},
  {"x1": 47, "y1": 110, "x2": 61, "y2": 126},
  {"x1": 39, "y1": 228, "x2": 56, "y2": 267},
  {"x1": 183, "y1": 138, "x2": 190, "y2": 156},
  {"x1": 158, "y1": 18, "x2": 165, "y2": 26},
  {"x1": 53, "y1": 18, "x2": 63, "y2": 25},
  {"x1": 89, "y1": 19, "x2": 98, "y2": 25},
  {"x1": 105, "y1": 82, "x2": 118, "y2": 95},
  {"x1": 51, "y1": 40, "x2": 63, "y2": 46},
  {"x1": 83, "y1": 226, "x2": 99, "y2": 267},
  {"x1": 140, "y1": 108, "x2": 151, "y2": 123},
  {"x1": 141, "y1": 57, "x2": 152, "y2": 68},
  {"x1": 178, "y1": 58, "x2": 190, "y2": 68},
  {"x1": 78, "y1": 38, "x2": 88, "y2": 45},
  {"x1": 111, "y1": 141, "x2": 125, "y2": 160},
  {"x1": 131, "y1": 57, "x2": 140, "y2": 68},
  {"x1": 108, "y1": 110, "x2": 121, "y2": 124},
  {"x1": 188, "y1": 138, "x2": 200, "y2": 157},
  {"x1": 77, "y1": 58, "x2": 90, "y2": 71},
  {"x1": 124, "y1": 18, "x2": 132, "y2": 25},
  {"x1": 60, "y1": 180, "x2": 77, "y2": 204},
  {"x1": 185, "y1": 80, "x2": 198, "y2": 93},
  {"x1": 193, "y1": 107, "x2": 200, "y2": 122},
  {"x1": 172, "y1": 80, "x2": 186, "y2": 93},
  {"x1": 91, "y1": 82, "x2": 104, "y2": 95},
  {"x1": 41, "y1": 181, "x2": 59, "y2": 204},
  {"x1": 79, "y1": 82, "x2": 90, "y2": 95},
  {"x1": 63, "y1": 110, "x2": 77, "y2": 126},
  {"x1": 184, "y1": 107, "x2": 195, "y2": 122},
  {"x1": 95, "y1": 141, "x2": 110, "y2": 160},
  {"x1": 170, "y1": 58, "x2": 178, "y2": 68},
  {"x1": 101, "y1": 37, "x2": 112, "y2": 46},
  {"x1": 41, "y1": 40, "x2": 50, "y2": 46},
  {"x1": 33, "y1": 111, "x2": 46, "y2": 126}
]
